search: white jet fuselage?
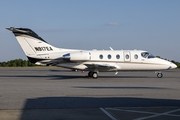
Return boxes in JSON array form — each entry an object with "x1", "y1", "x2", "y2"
[{"x1": 52, "y1": 50, "x2": 177, "y2": 71}]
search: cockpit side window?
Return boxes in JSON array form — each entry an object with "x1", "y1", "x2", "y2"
[
  {"x1": 141, "y1": 52, "x2": 155, "y2": 59},
  {"x1": 148, "y1": 53, "x2": 156, "y2": 58},
  {"x1": 141, "y1": 52, "x2": 149, "y2": 58}
]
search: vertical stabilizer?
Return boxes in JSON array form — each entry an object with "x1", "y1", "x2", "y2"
[{"x1": 6, "y1": 27, "x2": 61, "y2": 62}]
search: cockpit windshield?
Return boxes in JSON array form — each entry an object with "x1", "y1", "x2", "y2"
[{"x1": 141, "y1": 52, "x2": 156, "y2": 59}]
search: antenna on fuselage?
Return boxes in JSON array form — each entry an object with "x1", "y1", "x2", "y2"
[{"x1": 109, "y1": 47, "x2": 114, "y2": 51}]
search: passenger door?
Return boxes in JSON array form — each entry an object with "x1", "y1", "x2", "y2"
[{"x1": 124, "y1": 51, "x2": 131, "y2": 62}]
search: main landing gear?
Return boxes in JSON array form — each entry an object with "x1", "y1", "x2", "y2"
[
  {"x1": 88, "y1": 71, "x2": 99, "y2": 79},
  {"x1": 155, "y1": 71, "x2": 163, "y2": 78}
]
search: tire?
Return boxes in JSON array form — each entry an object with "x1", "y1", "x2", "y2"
[
  {"x1": 92, "y1": 72, "x2": 98, "y2": 79},
  {"x1": 157, "y1": 73, "x2": 163, "y2": 78},
  {"x1": 88, "y1": 71, "x2": 93, "y2": 77}
]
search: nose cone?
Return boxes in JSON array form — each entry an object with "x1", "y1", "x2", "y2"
[
  {"x1": 157, "y1": 58, "x2": 177, "y2": 70},
  {"x1": 171, "y1": 63, "x2": 177, "y2": 69}
]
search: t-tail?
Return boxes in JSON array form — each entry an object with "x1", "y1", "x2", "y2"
[{"x1": 6, "y1": 27, "x2": 63, "y2": 63}]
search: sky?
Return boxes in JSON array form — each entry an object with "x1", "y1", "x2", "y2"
[{"x1": 0, "y1": 0, "x2": 180, "y2": 62}]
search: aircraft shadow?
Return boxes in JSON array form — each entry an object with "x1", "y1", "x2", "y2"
[
  {"x1": 72, "y1": 86, "x2": 172, "y2": 90},
  {"x1": 19, "y1": 96, "x2": 180, "y2": 120},
  {"x1": 49, "y1": 69, "x2": 73, "y2": 72},
  {"x1": 0, "y1": 75, "x2": 152, "y2": 80},
  {"x1": 49, "y1": 75, "x2": 151, "y2": 80}
]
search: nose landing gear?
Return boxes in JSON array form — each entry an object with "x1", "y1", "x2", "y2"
[
  {"x1": 155, "y1": 71, "x2": 163, "y2": 78},
  {"x1": 157, "y1": 73, "x2": 163, "y2": 78}
]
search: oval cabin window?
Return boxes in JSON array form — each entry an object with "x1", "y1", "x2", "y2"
[
  {"x1": 116, "y1": 54, "x2": 120, "y2": 59},
  {"x1": 134, "y1": 54, "x2": 138, "y2": 59},
  {"x1": 126, "y1": 54, "x2": 129, "y2": 59},
  {"x1": 108, "y1": 54, "x2": 111, "y2": 59},
  {"x1": 99, "y1": 54, "x2": 103, "y2": 59}
]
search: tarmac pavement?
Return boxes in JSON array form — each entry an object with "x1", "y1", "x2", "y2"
[{"x1": 0, "y1": 67, "x2": 180, "y2": 120}]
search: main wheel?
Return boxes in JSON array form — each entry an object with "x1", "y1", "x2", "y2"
[
  {"x1": 157, "y1": 73, "x2": 163, "y2": 78},
  {"x1": 92, "y1": 72, "x2": 98, "y2": 79},
  {"x1": 88, "y1": 71, "x2": 93, "y2": 77}
]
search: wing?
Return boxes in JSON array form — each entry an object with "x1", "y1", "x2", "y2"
[{"x1": 84, "y1": 63, "x2": 118, "y2": 72}]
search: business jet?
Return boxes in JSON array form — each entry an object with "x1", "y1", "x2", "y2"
[{"x1": 6, "y1": 27, "x2": 177, "y2": 79}]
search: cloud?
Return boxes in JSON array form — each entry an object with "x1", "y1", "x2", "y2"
[{"x1": 107, "y1": 22, "x2": 120, "y2": 26}]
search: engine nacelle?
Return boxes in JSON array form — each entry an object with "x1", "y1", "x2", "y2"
[{"x1": 63, "y1": 51, "x2": 91, "y2": 61}]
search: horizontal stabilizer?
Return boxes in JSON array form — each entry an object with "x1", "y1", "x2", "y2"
[
  {"x1": 6, "y1": 27, "x2": 47, "y2": 43},
  {"x1": 6, "y1": 27, "x2": 29, "y2": 34}
]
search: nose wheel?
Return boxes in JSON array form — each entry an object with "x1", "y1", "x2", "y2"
[
  {"x1": 88, "y1": 71, "x2": 99, "y2": 79},
  {"x1": 156, "y1": 72, "x2": 163, "y2": 78}
]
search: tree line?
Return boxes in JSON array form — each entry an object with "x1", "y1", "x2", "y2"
[
  {"x1": 0, "y1": 59, "x2": 38, "y2": 67},
  {"x1": 0, "y1": 58, "x2": 179, "y2": 68}
]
